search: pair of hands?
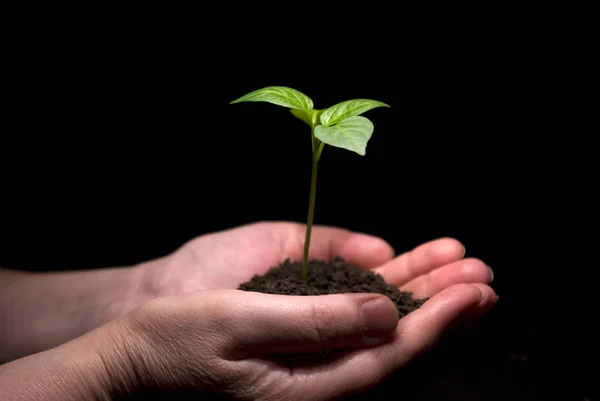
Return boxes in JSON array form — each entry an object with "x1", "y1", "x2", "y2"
[{"x1": 18, "y1": 222, "x2": 497, "y2": 400}]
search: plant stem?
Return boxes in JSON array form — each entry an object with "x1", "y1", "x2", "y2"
[{"x1": 302, "y1": 138, "x2": 325, "y2": 282}]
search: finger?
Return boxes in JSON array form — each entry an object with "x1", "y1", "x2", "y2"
[
  {"x1": 372, "y1": 237, "x2": 466, "y2": 286},
  {"x1": 455, "y1": 283, "x2": 499, "y2": 321},
  {"x1": 400, "y1": 257, "x2": 494, "y2": 298},
  {"x1": 274, "y1": 222, "x2": 396, "y2": 268},
  {"x1": 382, "y1": 282, "x2": 497, "y2": 366},
  {"x1": 195, "y1": 289, "x2": 400, "y2": 359},
  {"x1": 258, "y1": 283, "x2": 497, "y2": 400}
]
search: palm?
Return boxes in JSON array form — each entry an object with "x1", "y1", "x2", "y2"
[
  {"x1": 149, "y1": 222, "x2": 493, "y2": 300},
  {"x1": 165, "y1": 222, "x2": 309, "y2": 291}
]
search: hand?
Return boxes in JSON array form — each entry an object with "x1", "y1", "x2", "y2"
[
  {"x1": 141, "y1": 221, "x2": 493, "y2": 300},
  {"x1": 91, "y1": 221, "x2": 496, "y2": 400}
]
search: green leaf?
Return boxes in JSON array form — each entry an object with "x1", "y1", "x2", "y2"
[
  {"x1": 320, "y1": 99, "x2": 389, "y2": 127},
  {"x1": 230, "y1": 86, "x2": 313, "y2": 110},
  {"x1": 314, "y1": 116, "x2": 374, "y2": 156}
]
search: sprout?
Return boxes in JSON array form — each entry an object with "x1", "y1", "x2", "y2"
[{"x1": 231, "y1": 86, "x2": 389, "y2": 281}]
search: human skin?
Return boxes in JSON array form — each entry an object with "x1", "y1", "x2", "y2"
[{"x1": 0, "y1": 221, "x2": 496, "y2": 400}]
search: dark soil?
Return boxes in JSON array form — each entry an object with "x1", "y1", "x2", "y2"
[{"x1": 238, "y1": 257, "x2": 427, "y2": 320}]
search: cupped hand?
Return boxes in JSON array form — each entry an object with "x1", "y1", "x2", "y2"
[
  {"x1": 141, "y1": 221, "x2": 494, "y2": 300},
  {"x1": 96, "y1": 284, "x2": 494, "y2": 400},
  {"x1": 90, "y1": 221, "x2": 496, "y2": 399}
]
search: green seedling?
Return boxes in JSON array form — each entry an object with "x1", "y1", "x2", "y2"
[{"x1": 231, "y1": 86, "x2": 389, "y2": 281}]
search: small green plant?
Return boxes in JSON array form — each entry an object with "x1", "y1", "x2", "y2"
[{"x1": 231, "y1": 86, "x2": 389, "y2": 281}]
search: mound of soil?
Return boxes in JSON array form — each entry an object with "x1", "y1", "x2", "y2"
[{"x1": 238, "y1": 257, "x2": 427, "y2": 319}]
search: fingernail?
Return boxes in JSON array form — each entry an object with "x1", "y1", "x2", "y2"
[
  {"x1": 360, "y1": 297, "x2": 399, "y2": 339},
  {"x1": 487, "y1": 265, "x2": 494, "y2": 282}
]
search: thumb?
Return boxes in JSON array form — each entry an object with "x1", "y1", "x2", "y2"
[{"x1": 207, "y1": 290, "x2": 400, "y2": 359}]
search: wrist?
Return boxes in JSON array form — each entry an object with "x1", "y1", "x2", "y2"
[
  {"x1": 0, "y1": 330, "x2": 113, "y2": 401},
  {"x1": 0, "y1": 260, "x2": 167, "y2": 364},
  {"x1": 78, "y1": 257, "x2": 169, "y2": 332},
  {"x1": 125, "y1": 256, "x2": 173, "y2": 306}
]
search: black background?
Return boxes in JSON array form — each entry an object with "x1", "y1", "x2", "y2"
[{"x1": 0, "y1": 6, "x2": 593, "y2": 401}]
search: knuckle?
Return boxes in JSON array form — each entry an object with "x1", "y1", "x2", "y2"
[{"x1": 305, "y1": 302, "x2": 340, "y2": 346}]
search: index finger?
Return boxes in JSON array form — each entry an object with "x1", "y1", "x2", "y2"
[{"x1": 372, "y1": 237, "x2": 466, "y2": 286}]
